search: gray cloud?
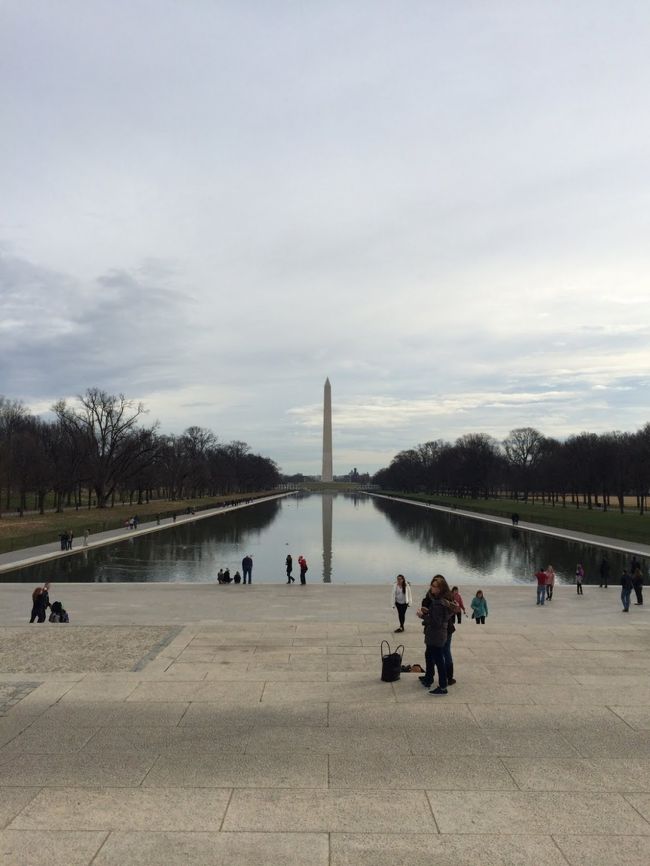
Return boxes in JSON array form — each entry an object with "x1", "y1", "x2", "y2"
[{"x1": 2, "y1": 1, "x2": 650, "y2": 473}]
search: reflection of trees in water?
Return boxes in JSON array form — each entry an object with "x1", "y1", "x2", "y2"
[
  {"x1": 372, "y1": 497, "x2": 501, "y2": 573},
  {"x1": 1, "y1": 500, "x2": 281, "y2": 584},
  {"x1": 372, "y1": 497, "x2": 629, "y2": 583}
]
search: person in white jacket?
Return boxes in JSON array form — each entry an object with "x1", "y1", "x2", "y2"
[{"x1": 391, "y1": 574, "x2": 413, "y2": 632}]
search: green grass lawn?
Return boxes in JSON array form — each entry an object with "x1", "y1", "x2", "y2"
[
  {"x1": 380, "y1": 491, "x2": 650, "y2": 546},
  {"x1": 0, "y1": 491, "x2": 279, "y2": 554}
]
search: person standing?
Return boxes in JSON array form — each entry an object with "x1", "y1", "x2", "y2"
[
  {"x1": 471, "y1": 590, "x2": 488, "y2": 624},
  {"x1": 416, "y1": 575, "x2": 456, "y2": 694},
  {"x1": 242, "y1": 554, "x2": 253, "y2": 584},
  {"x1": 575, "y1": 563, "x2": 585, "y2": 596},
  {"x1": 29, "y1": 582, "x2": 51, "y2": 623},
  {"x1": 391, "y1": 574, "x2": 412, "y2": 632},
  {"x1": 621, "y1": 569, "x2": 633, "y2": 612},
  {"x1": 632, "y1": 567, "x2": 644, "y2": 606},
  {"x1": 599, "y1": 556, "x2": 610, "y2": 588},
  {"x1": 545, "y1": 565, "x2": 556, "y2": 601},
  {"x1": 286, "y1": 554, "x2": 294, "y2": 584},
  {"x1": 83, "y1": 529, "x2": 89, "y2": 547},
  {"x1": 535, "y1": 568, "x2": 547, "y2": 605},
  {"x1": 451, "y1": 586, "x2": 466, "y2": 623},
  {"x1": 298, "y1": 555, "x2": 308, "y2": 585}
]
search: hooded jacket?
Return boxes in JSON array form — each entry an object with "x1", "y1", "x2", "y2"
[{"x1": 421, "y1": 595, "x2": 456, "y2": 647}]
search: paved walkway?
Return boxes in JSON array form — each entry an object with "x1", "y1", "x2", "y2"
[
  {"x1": 0, "y1": 492, "x2": 295, "y2": 575},
  {"x1": 1, "y1": 583, "x2": 650, "y2": 865}
]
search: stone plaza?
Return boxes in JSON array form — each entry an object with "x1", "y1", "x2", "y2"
[{"x1": 1, "y1": 578, "x2": 650, "y2": 865}]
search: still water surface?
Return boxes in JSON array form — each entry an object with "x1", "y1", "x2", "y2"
[{"x1": 1, "y1": 493, "x2": 632, "y2": 586}]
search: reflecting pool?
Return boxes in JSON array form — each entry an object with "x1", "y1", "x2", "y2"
[{"x1": 1, "y1": 492, "x2": 633, "y2": 585}]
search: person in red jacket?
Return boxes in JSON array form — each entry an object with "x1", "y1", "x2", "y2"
[
  {"x1": 535, "y1": 568, "x2": 547, "y2": 606},
  {"x1": 298, "y1": 555, "x2": 308, "y2": 585}
]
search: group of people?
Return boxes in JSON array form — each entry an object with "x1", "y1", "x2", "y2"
[
  {"x1": 214, "y1": 553, "x2": 313, "y2": 585},
  {"x1": 217, "y1": 555, "x2": 254, "y2": 585},
  {"x1": 390, "y1": 574, "x2": 489, "y2": 695},
  {"x1": 534, "y1": 557, "x2": 645, "y2": 612},
  {"x1": 285, "y1": 554, "x2": 309, "y2": 584},
  {"x1": 29, "y1": 582, "x2": 69, "y2": 623},
  {"x1": 534, "y1": 564, "x2": 557, "y2": 604},
  {"x1": 58, "y1": 530, "x2": 74, "y2": 550},
  {"x1": 620, "y1": 555, "x2": 644, "y2": 611}
]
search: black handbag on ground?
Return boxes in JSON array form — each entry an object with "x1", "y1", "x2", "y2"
[{"x1": 381, "y1": 640, "x2": 404, "y2": 682}]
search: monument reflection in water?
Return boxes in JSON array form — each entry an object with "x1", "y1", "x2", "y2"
[
  {"x1": 322, "y1": 493, "x2": 333, "y2": 583},
  {"x1": 0, "y1": 492, "x2": 631, "y2": 585}
]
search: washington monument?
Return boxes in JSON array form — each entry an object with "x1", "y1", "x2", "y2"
[{"x1": 322, "y1": 378, "x2": 333, "y2": 482}]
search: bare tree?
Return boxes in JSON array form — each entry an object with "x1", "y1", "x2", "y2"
[
  {"x1": 503, "y1": 427, "x2": 546, "y2": 501},
  {"x1": 53, "y1": 388, "x2": 158, "y2": 508},
  {"x1": 0, "y1": 397, "x2": 28, "y2": 512}
]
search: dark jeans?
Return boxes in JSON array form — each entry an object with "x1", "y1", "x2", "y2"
[
  {"x1": 424, "y1": 645, "x2": 448, "y2": 689},
  {"x1": 455, "y1": 612, "x2": 462, "y2": 624},
  {"x1": 242, "y1": 569, "x2": 252, "y2": 584},
  {"x1": 546, "y1": 585, "x2": 553, "y2": 600},
  {"x1": 30, "y1": 606, "x2": 46, "y2": 623},
  {"x1": 634, "y1": 586, "x2": 644, "y2": 605},
  {"x1": 300, "y1": 569, "x2": 307, "y2": 584},
  {"x1": 577, "y1": 583, "x2": 583, "y2": 595},
  {"x1": 286, "y1": 569, "x2": 294, "y2": 582},
  {"x1": 442, "y1": 633, "x2": 453, "y2": 679},
  {"x1": 621, "y1": 588, "x2": 632, "y2": 611},
  {"x1": 395, "y1": 603, "x2": 408, "y2": 628},
  {"x1": 474, "y1": 616, "x2": 486, "y2": 624}
]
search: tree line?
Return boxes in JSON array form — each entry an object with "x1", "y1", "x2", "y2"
[
  {"x1": 373, "y1": 425, "x2": 650, "y2": 513},
  {"x1": 0, "y1": 388, "x2": 281, "y2": 515}
]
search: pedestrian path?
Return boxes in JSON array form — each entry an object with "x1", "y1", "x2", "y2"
[
  {"x1": 0, "y1": 492, "x2": 295, "y2": 575},
  {"x1": 1, "y1": 585, "x2": 649, "y2": 866}
]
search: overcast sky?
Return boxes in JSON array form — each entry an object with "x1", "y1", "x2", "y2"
[{"x1": 2, "y1": 1, "x2": 650, "y2": 475}]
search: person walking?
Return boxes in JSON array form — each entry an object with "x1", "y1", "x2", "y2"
[
  {"x1": 471, "y1": 590, "x2": 488, "y2": 624},
  {"x1": 599, "y1": 556, "x2": 610, "y2": 588},
  {"x1": 417, "y1": 575, "x2": 456, "y2": 694},
  {"x1": 391, "y1": 574, "x2": 412, "y2": 632},
  {"x1": 298, "y1": 555, "x2": 308, "y2": 585},
  {"x1": 621, "y1": 569, "x2": 633, "y2": 612},
  {"x1": 545, "y1": 565, "x2": 556, "y2": 601},
  {"x1": 286, "y1": 554, "x2": 294, "y2": 584},
  {"x1": 632, "y1": 567, "x2": 644, "y2": 606},
  {"x1": 535, "y1": 568, "x2": 547, "y2": 605},
  {"x1": 575, "y1": 563, "x2": 585, "y2": 596},
  {"x1": 29, "y1": 582, "x2": 51, "y2": 623},
  {"x1": 451, "y1": 586, "x2": 467, "y2": 623},
  {"x1": 242, "y1": 554, "x2": 253, "y2": 584},
  {"x1": 83, "y1": 529, "x2": 89, "y2": 547}
]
